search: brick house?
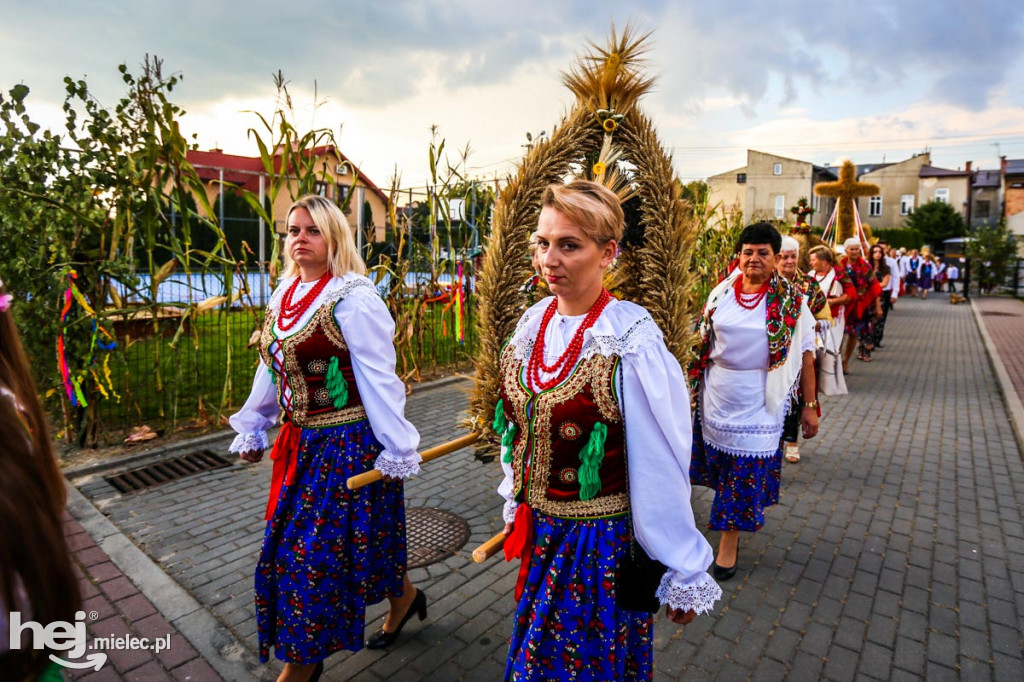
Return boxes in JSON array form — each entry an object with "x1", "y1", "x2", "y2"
[
  {"x1": 1004, "y1": 158, "x2": 1024, "y2": 251},
  {"x1": 186, "y1": 146, "x2": 390, "y2": 243}
]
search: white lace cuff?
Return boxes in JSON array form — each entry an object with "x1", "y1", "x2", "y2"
[
  {"x1": 229, "y1": 431, "x2": 268, "y2": 454},
  {"x1": 373, "y1": 452, "x2": 422, "y2": 480},
  {"x1": 655, "y1": 570, "x2": 722, "y2": 615},
  {"x1": 502, "y1": 499, "x2": 518, "y2": 524}
]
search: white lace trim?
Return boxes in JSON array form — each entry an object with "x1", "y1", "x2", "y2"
[
  {"x1": 702, "y1": 438, "x2": 778, "y2": 459},
  {"x1": 229, "y1": 431, "x2": 268, "y2": 454},
  {"x1": 373, "y1": 452, "x2": 422, "y2": 480},
  {"x1": 503, "y1": 499, "x2": 518, "y2": 524},
  {"x1": 511, "y1": 314, "x2": 664, "y2": 364},
  {"x1": 321, "y1": 279, "x2": 376, "y2": 308},
  {"x1": 655, "y1": 570, "x2": 722, "y2": 615},
  {"x1": 267, "y1": 277, "x2": 294, "y2": 312},
  {"x1": 267, "y1": 277, "x2": 376, "y2": 313}
]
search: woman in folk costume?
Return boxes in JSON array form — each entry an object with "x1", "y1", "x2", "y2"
[
  {"x1": 918, "y1": 253, "x2": 935, "y2": 299},
  {"x1": 688, "y1": 223, "x2": 819, "y2": 581},
  {"x1": 867, "y1": 244, "x2": 893, "y2": 351},
  {"x1": 838, "y1": 237, "x2": 883, "y2": 370},
  {"x1": 905, "y1": 249, "x2": 921, "y2": 296},
  {"x1": 775, "y1": 236, "x2": 828, "y2": 463},
  {"x1": 808, "y1": 245, "x2": 852, "y2": 397},
  {"x1": 229, "y1": 196, "x2": 425, "y2": 681},
  {"x1": 495, "y1": 181, "x2": 721, "y2": 681}
]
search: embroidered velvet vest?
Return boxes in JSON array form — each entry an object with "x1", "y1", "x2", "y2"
[
  {"x1": 498, "y1": 342, "x2": 629, "y2": 519},
  {"x1": 259, "y1": 302, "x2": 367, "y2": 428}
]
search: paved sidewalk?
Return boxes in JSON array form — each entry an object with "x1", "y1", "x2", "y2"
[
  {"x1": 62, "y1": 514, "x2": 222, "y2": 681},
  {"x1": 973, "y1": 297, "x2": 1024, "y2": 400},
  {"x1": 973, "y1": 296, "x2": 1024, "y2": 452},
  {"x1": 65, "y1": 295, "x2": 1024, "y2": 680}
]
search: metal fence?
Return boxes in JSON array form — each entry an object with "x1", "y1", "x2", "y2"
[{"x1": 94, "y1": 269, "x2": 478, "y2": 441}]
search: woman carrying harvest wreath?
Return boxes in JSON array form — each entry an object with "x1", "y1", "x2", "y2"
[
  {"x1": 228, "y1": 195, "x2": 426, "y2": 681},
  {"x1": 494, "y1": 181, "x2": 721, "y2": 681}
]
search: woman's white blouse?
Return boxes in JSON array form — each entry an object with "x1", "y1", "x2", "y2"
[
  {"x1": 701, "y1": 293, "x2": 815, "y2": 458},
  {"x1": 229, "y1": 273, "x2": 421, "y2": 479},
  {"x1": 813, "y1": 269, "x2": 847, "y2": 348},
  {"x1": 498, "y1": 297, "x2": 722, "y2": 615}
]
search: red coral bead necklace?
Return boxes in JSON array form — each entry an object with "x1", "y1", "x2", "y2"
[
  {"x1": 278, "y1": 271, "x2": 332, "y2": 331},
  {"x1": 734, "y1": 275, "x2": 770, "y2": 309},
  {"x1": 528, "y1": 288, "x2": 612, "y2": 391}
]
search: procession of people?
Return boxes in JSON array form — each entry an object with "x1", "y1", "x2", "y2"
[
  {"x1": 2, "y1": 12, "x2": 1017, "y2": 681},
  {"x1": 211, "y1": 179, "x2": 966, "y2": 680}
]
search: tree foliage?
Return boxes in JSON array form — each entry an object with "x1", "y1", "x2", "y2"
[
  {"x1": 967, "y1": 219, "x2": 1017, "y2": 292},
  {"x1": 904, "y1": 199, "x2": 965, "y2": 248},
  {"x1": 0, "y1": 58, "x2": 234, "y2": 444},
  {"x1": 0, "y1": 60, "x2": 339, "y2": 445}
]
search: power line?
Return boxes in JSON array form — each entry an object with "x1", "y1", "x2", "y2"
[{"x1": 668, "y1": 131, "x2": 1024, "y2": 154}]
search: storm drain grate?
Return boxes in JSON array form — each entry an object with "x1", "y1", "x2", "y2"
[
  {"x1": 104, "y1": 450, "x2": 232, "y2": 493},
  {"x1": 406, "y1": 507, "x2": 470, "y2": 569}
]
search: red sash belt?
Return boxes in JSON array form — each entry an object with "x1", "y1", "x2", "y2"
[
  {"x1": 503, "y1": 503, "x2": 534, "y2": 601},
  {"x1": 265, "y1": 420, "x2": 301, "y2": 520}
]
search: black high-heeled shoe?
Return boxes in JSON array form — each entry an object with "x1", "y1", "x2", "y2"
[
  {"x1": 365, "y1": 588, "x2": 427, "y2": 649},
  {"x1": 712, "y1": 560, "x2": 737, "y2": 582},
  {"x1": 712, "y1": 542, "x2": 739, "y2": 582}
]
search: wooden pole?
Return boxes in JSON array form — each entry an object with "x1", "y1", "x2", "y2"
[
  {"x1": 472, "y1": 531, "x2": 507, "y2": 563},
  {"x1": 346, "y1": 431, "x2": 482, "y2": 489}
]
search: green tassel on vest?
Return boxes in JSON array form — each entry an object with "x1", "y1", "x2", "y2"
[
  {"x1": 494, "y1": 399, "x2": 517, "y2": 463},
  {"x1": 501, "y1": 423, "x2": 517, "y2": 463},
  {"x1": 325, "y1": 356, "x2": 349, "y2": 409},
  {"x1": 578, "y1": 422, "x2": 607, "y2": 501}
]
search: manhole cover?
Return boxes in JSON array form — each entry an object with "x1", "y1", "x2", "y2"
[
  {"x1": 406, "y1": 507, "x2": 470, "y2": 569},
  {"x1": 104, "y1": 450, "x2": 233, "y2": 493}
]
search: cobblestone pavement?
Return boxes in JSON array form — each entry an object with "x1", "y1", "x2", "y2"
[
  {"x1": 69, "y1": 294, "x2": 1024, "y2": 681},
  {"x1": 974, "y1": 297, "x2": 1024, "y2": 403}
]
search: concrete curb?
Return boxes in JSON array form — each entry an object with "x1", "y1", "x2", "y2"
[
  {"x1": 65, "y1": 483, "x2": 264, "y2": 681},
  {"x1": 970, "y1": 298, "x2": 1024, "y2": 454},
  {"x1": 64, "y1": 431, "x2": 236, "y2": 479},
  {"x1": 64, "y1": 374, "x2": 475, "y2": 480}
]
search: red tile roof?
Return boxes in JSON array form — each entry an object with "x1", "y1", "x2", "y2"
[{"x1": 185, "y1": 147, "x2": 388, "y2": 202}]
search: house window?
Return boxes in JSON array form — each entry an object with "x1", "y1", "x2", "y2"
[
  {"x1": 773, "y1": 163, "x2": 783, "y2": 176},
  {"x1": 869, "y1": 196, "x2": 882, "y2": 217},
  {"x1": 975, "y1": 200, "x2": 990, "y2": 219},
  {"x1": 336, "y1": 184, "x2": 350, "y2": 203},
  {"x1": 314, "y1": 181, "x2": 329, "y2": 197},
  {"x1": 900, "y1": 194, "x2": 915, "y2": 215},
  {"x1": 737, "y1": 172, "x2": 747, "y2": 184},
  {"x1": 774, "y1": 195, "x2": 785, "y2": 219},
  {"x1": 935, "y1": 188, "x2": 950, "y2": 203}
]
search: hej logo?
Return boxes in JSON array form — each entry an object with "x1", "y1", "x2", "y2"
[{"x1": 8, "y1": 610, "x2": 107, "y2": 671}]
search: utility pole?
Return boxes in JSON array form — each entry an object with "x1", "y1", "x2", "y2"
[{"x1": 258, "y1": 174, "x2": 266, "y2": 306}]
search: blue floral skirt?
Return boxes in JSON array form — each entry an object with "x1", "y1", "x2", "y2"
[
  {"x1": 255, "y1": 420, "x2": 406, "y2": 664},
  {"x1": 690, "y1": 439, "x2": 783, "y2": 533},
  {"x1": 505, "y1": 510, "x2": 653, "y2": 681}
]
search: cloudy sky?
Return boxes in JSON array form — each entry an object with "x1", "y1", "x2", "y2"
[{"x1": 3, "y1": 0, "x2": 1024, "y2": 197}]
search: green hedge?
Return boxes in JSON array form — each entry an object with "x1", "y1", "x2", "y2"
[{"x1": 870, "y1": 228, "x2": 923, "y2": 250}]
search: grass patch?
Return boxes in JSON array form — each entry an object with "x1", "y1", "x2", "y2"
[{"x1": 92, "y1": 299, "x2": 479, "y2": 438}]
